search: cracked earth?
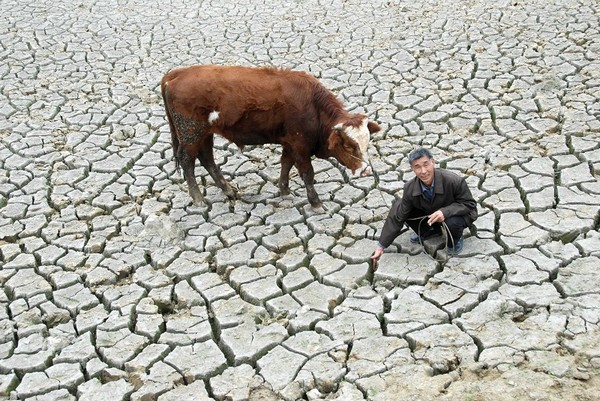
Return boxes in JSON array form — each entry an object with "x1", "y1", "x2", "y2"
[{"x1": 1, "y1": 0, "x2": 599, "y2": 400}]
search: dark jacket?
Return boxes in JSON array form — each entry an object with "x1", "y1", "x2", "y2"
[{"x1": 378, "y1": 168, "x2": 478, "y2": 248}]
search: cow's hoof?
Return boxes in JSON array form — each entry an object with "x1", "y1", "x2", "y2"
[
  {"x1": 313, "y1": 206, "x2": 326, "y2": 214},
  {"x1": 192, "y1": 199, "x2": 207, "y2": 208},
  {"x1": 309, "y1": 205, "x2": 326, "y2": 215},
  {"x1": 190, "y1": 193, "x2": 206, "y2": 206},
  {"x1": 304, "y1": 202, "x2": 325, "y2": 215},
  {"x1": 310, "y1": 201, "x2": 323, "y2": 210},
  {"x1": 280, "y1": 194, "x2": 294, "y2": 201},
  {"x1": 223, "y1": 185, "x2": 238, "y2": 200},
  {"x1": 190, "y1": 191, "x2": 207, "y2": 207}
]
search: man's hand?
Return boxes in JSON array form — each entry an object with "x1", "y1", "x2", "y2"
[
  {"x1": 427, "y1": 210, "x2": 445, "y2": 226},
  {"x1": 370, "y1": 246, "x2": 385, "y2": 271}
]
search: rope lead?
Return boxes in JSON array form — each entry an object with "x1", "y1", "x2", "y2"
[{"x1": 408, "y1": 215, "x2": 455, "y2": 262}]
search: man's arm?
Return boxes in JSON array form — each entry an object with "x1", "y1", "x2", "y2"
[
  {"x1": 439, "y1": 177, "x2": 477, "y2": 219},
  {"x1": 372, "y1": 210, "x2": 398, "y2": 272},
  {"x1": 378, "y1": 193, "x2": 412, "y2": 248},
  {"x1": 371, "y1": 182, "x2": 415, "y2": 271}
]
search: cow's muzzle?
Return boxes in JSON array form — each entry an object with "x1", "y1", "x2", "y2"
[{"x1": 353, "y1": 162, "x2": 372, "y2": 177}]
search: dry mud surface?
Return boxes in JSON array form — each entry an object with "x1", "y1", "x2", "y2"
[{"x1": 0, "y1": 0, "x2": 599, "y2": 400}]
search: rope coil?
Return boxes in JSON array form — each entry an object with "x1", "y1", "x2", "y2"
[{"x1": 409, "y1": 215, "x2": 454, "y2": 262}]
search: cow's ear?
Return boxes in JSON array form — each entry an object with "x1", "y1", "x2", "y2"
[
  {"x1": 368, "y1": 121, "x2": 381, "y2": 133},
  {"x1": 328, "y1": 129, "x2": 343, "y2": 150}
]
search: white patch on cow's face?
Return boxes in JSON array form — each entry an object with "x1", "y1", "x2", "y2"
[
  {"x1": 337, "y1": 117, "x2": 371, "y2": 175},
  {"x1": 208, "y1": 111, "x2": 220, "y2": 124}
]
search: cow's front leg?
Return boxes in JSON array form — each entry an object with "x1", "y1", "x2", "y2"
[
  {"x1": 197, "y1": 135, "x2": 237, "y2": 200},
  {"x1": 180, "y1": 148, "x2": 205, "y2": 205},
  {"x1": 296, "y1": 161, "x2": 321, "y2": 208},
  {"x1": 302, "y1": 172, "x2": 321, "y2": 208},
  {"x1": 279, "y1": 148, "x2": 293, "y2": 196}
]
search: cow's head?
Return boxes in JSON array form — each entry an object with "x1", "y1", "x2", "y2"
[{"x1": 327, "y1": 116, "x2": 381, "y2": 176}]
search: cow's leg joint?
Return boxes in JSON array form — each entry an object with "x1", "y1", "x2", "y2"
[{"x1": 197, "y1": 135, "x2": 237, "y2": 200}]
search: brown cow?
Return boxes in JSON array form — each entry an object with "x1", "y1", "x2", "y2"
[{"x1": 161, "y1": 65, "x2": 381, "y2": 208}]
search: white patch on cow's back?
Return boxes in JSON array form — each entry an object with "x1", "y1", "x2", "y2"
[{"x1": 208, "y1": 111, "x2": 220, "y2": 124}]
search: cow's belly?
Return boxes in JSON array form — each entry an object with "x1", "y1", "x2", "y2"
[
  {"x1": 232, "y1": 133, "x2": 279, "y2": 146},
  {"x1": 218, "y1": 127, "x2": 282, "y2": 147},
  {"x1": 218, "y1": 117, "x2": 285, "y2": 147}
]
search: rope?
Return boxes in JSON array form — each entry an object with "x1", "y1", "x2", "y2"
[{"x1": 407, "y1": 215, "x2": 454, "y2": 262}]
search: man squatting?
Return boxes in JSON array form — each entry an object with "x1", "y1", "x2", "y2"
[{"x1": 371, "y1": 148, "x2": 478, "y2": 269}]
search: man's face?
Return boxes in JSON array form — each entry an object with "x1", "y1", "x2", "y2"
[{"x1": 411, "y1": 156, "x2": 435, "y2": 186}]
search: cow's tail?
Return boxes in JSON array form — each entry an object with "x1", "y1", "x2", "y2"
[{"x1": 161, "y1": 77, "x2": 181, "y2": 172}]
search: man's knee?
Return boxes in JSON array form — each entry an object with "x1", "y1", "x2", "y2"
[{"x1": 445, "y1": 216, "x2": 468, "y2": 239}]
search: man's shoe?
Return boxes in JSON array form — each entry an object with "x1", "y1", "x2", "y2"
[
  {"x1": 447, "y1": 236, "x2": 464, "y2": 255},
  {"x1": 409, "y1": 232, "x2": 421, "y2": 243}
]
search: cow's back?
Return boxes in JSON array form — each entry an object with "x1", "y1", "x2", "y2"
[{"x1": 163, "y1": 65, "x2": 314, "y2": 114}]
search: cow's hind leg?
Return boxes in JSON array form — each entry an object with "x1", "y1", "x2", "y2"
[
  {"x1": 279, "y1": 148, "x2": 293, "y2": 196},
  {"x1": 170, "y1": 110, "x2": 206, "y2": 205},
  {"x1": 179, "y1": 145, "x2": 205, "y2": 205},
  {"x1": 197, "y1": 135, "x2": 237, "y2": 200}
]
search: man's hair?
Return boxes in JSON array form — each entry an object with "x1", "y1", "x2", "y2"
[{"x1": 408, "y1": 148, "x2": 433, "y2": 166}]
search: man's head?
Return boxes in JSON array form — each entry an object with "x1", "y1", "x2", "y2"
[{"x1": 408, "y1": 148, "x2": 435, "y2": 186}]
